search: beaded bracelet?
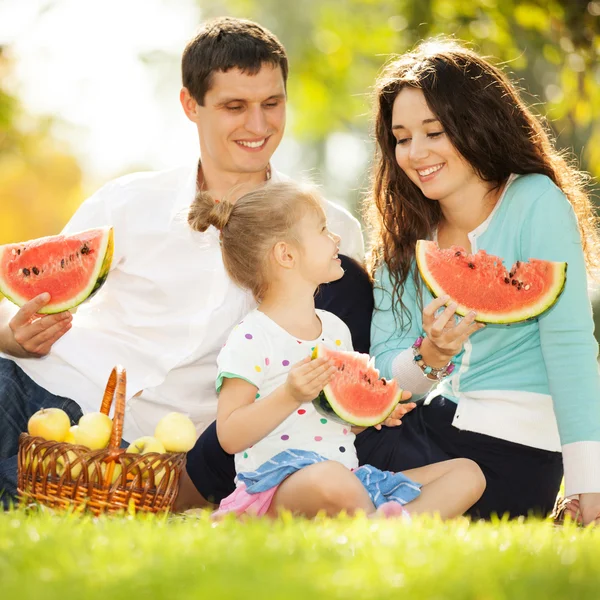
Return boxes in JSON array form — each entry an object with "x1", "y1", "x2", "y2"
[{"x1": 412, "y1": 336, "x2": 455, "y2": 381}]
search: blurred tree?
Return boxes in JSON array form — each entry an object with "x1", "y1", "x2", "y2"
[
  {"x1": 200, "y1": 0, "x2": 600, "y2": 336},
  {"x1": 0, "y1": 47, "x2": 84, "y2": 246},
  {"x1": 200, "y1": 0, "x2": 600, "y2": 199}
]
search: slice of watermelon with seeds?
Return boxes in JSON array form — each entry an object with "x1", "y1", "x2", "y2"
[
  {"x1": 0, "y1": 227, "x2": 114, "y2": 314},
  {"x1": 415, "y1": 240, "x2": 567, "y2": 324},
  {"x1": 312, "y1": 345, "x2": 402, "y2": 427}
]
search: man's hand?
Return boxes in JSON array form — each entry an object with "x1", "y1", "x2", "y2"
[
  {"x1": 3, "y1": 293, "x2": 72, "y2": 357},
  {"x1": 374, "y1": 392, "x2": 415, "y2": 430}
]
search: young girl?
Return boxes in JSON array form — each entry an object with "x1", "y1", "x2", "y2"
[
  {"x1": 363, "y1": 39, "x2": 600, "y2": 524},
  {"x1": 188, "y1": 181, "x2": 485, "y2": 518}
]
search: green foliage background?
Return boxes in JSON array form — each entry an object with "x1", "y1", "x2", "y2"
[{"x1": 2, "y1": 0, "x2": 600, "y2": 328}]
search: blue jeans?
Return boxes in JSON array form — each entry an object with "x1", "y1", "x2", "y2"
[{"x1": 0, "y1": 357, "x2": 83, "y2": 509}]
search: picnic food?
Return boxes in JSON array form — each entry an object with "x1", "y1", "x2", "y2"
[
  {"x1": 154, "y1": 412, "x2": 197, "y2": 452},
  {"x1": 415, "y1": 240, "x2": 567, "y2": 324},
  {"x1": 73, "y1": 412, "x2": 113, "y2": 449},
  {"x1": 27, "y1": 408, "x2": 71, "y2": 442},
  {"x1": 311, "y1": 345, "x2": 402, "y2": 427},
  {"x1": 64, "y1": 426, "x2": 78, "y2": 444},
  {"x1": 0, "y1": 226, "x2": 114, "y2": 314},
  {"x1": 127, "y1": 436, "x2": 166, "y2": 455}
]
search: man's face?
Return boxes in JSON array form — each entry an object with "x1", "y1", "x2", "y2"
[{"x1": 185, "y1": 64, "x2": 286, "y2": 177}]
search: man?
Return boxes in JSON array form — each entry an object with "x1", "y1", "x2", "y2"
[{"x1": 0, "y1": 17, "x2": 373, "y2": 507}]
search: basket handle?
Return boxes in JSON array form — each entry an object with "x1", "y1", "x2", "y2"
[{"x1": 99, "y1": 365, "x2": 127, "y2": 451}]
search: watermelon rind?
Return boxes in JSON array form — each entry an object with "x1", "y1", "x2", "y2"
[
  {"x1": 312, "y1": 344, "x2": 402, "y2": 427},
  {"x1": 0, "y1": 227, "x2": 114, "y2": 315},
  {"x1": 415, "y1": 240, "x2": 568, "y2": 325}
]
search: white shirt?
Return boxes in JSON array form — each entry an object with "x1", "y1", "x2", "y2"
[
  {"x1": 5, "y1": 162, "x2": 365, "y2": 442},
  {"x1": 217, "y1": 309, "x2": 358, "y2": 476}
]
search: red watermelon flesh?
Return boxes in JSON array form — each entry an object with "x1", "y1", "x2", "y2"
[
  {"x1": 312, "y1": 345, "x2": 402, "y2": 427},
  {"x1": 0, "y1": 227, "x2": 114, "y2": 314},
  {"x1": 415, "y1": 240, "x2": 567, "y2": 324}
]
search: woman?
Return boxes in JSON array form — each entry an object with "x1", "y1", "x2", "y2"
[{"x1": 357, "y1": 39, "x2": 600, "y2": 523}]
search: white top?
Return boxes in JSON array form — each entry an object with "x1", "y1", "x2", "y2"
[
  {"x1": 217, "y1": 308, "x2": 358, "y2": 476},
  {"x1": 4, "y1": 162, "x2": 365, "y2": 443}
]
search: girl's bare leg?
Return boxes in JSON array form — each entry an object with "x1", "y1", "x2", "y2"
[
  {"x1": 266, "y1": 461, "x2": 376, "y2": 518},
  {"x1": 402, "y1": 458, "x2": 486, "y2": 519}
]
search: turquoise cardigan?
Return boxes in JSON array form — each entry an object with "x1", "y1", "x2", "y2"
[{"x1": 371, "y1": 174, "x2": 600, "y2": 462}]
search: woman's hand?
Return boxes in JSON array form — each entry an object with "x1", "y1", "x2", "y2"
[
  {"x1": 284, "y1": 356, "x2": 338, "y2": 404},
  {"x1": 566, "y1": 493, "x2": 600, "y2": 526},
  {"x1": 374, "y1": 391, "x2": 415, "y2": 430},
  {"x1": 421, "y1": 296, "x2": 484, "y2": 365}
]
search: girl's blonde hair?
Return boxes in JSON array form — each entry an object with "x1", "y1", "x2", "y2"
[{"x1": 188, "y1": 181, "x2": 325, "y2": 300}]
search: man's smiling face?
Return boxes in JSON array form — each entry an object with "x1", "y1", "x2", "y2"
[{"x1": 189, "y1": 64, "x2": 286, "y2": 177}]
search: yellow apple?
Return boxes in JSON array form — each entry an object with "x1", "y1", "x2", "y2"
[
  {"x1": 99, "y1": 462, "x2": 123, "y2": 485},
  {"x1": 74, "y1": 413, "x2": 113, "y2": 450},
  {"x1": 127, "y1": 436, "x2": 165, "y2": 484},
  {"x1": 23, "y1": 442, "x2": 39, "y2": 471},
  {"x1": 64, "y1": 425, "x2": 79, "y2": 445},
  {"x1": 154, "y1": 412, "x2": 197, "y2": 452},
  {"x1": 56, "y1": 450, "x2": 83, "y2": 479},
  {"x1": 127, "y1": 436, "x2": 165, "y2": 455},
  {"x1": 27, "y1": 408, "x2": 71, "y2": 442}
]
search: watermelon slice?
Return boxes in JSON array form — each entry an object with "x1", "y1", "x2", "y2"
[
  {"x1": 415, "y1": 240, "x2": 567, "y2": 324},
  {"x1": 312, "y1": 345, "x2": 402, "y2": 427},
  {"x1": 0, "y1": 227, "x2": 114, "y2": 314}
]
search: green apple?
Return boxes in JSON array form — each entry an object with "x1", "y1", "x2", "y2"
[
  {"x1": 154, "y1": 412, "x2": 197, "y2": 452},
  {"x1": 27, "y1": 408, "x2": 71, "y2": 442},
  {"x1": 74, "y1": 413, "x2": 113, "y2": 450}
]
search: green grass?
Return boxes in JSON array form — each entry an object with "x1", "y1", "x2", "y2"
[{"x1": 1, "y1": 509, "x2": 599, "y2": 600}]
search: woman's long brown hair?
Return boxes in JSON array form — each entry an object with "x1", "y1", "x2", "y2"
[{"x1": 365, "y1": 39, "x2": 600, "y2": 327}]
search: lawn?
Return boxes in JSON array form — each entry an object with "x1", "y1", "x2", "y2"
[{"x1": 1, "y1": 510, "x2": 599, "y2": 600}]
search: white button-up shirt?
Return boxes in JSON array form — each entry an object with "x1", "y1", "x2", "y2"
[{"x1": 7, "y1": 162, "x2": 364, "y2": 442}]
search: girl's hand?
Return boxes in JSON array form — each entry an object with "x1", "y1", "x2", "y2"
[
  {"x1": 284, "y1": 356, "x2": 338, "y2": 404},
  {"x1": 374, "y1": 391, "x2": 415, "y2": 430},
  {"x1": 422, "y1": 296, "x2": 484, "y2": 363}
]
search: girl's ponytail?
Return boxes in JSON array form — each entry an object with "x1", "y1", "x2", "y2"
[{"x1": 188, "y1": 191, "x2": 235, "y2": 232}]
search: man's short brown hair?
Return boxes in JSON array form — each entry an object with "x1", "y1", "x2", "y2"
[{"x1": 182, "y1": 17, "x2": 288, "y2": 105}]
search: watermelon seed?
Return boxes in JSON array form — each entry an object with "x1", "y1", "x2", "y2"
[
  {"x1": 468, "y1": 263, "x2": 475, "y2": 269},
  {"x1": 382, "y1": 379, "x2": 387, "y2": 386},
  {"x1": 22, "y1": 268, "x2": 30, "y2": 276},
  {"x1": 81, "y1": 244, "x2": 90, "y2": 255},
  {"x1": 61, "y1": 259, "x2": 65, "y2": 268},
  {"x1": 524, "y1": 284, "x2": 530, "y2": 290},
  {"x1": 454, "y1": 251, "x2": 461, "y2": 257},
  {"x1": 517, "y1": 282, "x2": 522, "y2": 290},
  {"x1": 511, "y1": 279, "x2": 517, "y2": 286},
  {"x1": 32, "y1": 267, "x2": 39, "y2": 276},
  {"x1": 504, "y1": 277, "x2": 510, "y2": 284}
]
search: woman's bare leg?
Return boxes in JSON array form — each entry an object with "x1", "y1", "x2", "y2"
[
  {"x1": 266, "y1": 461, "x2": 376, "y2": 518},
  {"x1": 402, "y1": 458, "x2": 486, "y2": 520}
]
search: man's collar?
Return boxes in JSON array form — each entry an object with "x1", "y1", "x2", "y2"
[{"x1": 196, "y1": 160, "x2": 272, "y2": 192}]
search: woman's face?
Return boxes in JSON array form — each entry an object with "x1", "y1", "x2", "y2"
[{"x1": 391, "y1": 87, "x2": 478, "y2": 202}]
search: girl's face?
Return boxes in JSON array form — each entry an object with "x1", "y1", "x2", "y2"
[
  {"x1": 391, "y1": 87, "x2": 479, "y2": 203},
  {"x1": 295, "y1": 208, "x2": 343, "y2": 286}
]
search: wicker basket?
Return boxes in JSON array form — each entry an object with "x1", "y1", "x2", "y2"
[{"x1": 17, "y1": 366, "x2": 186, "y2": 515}]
